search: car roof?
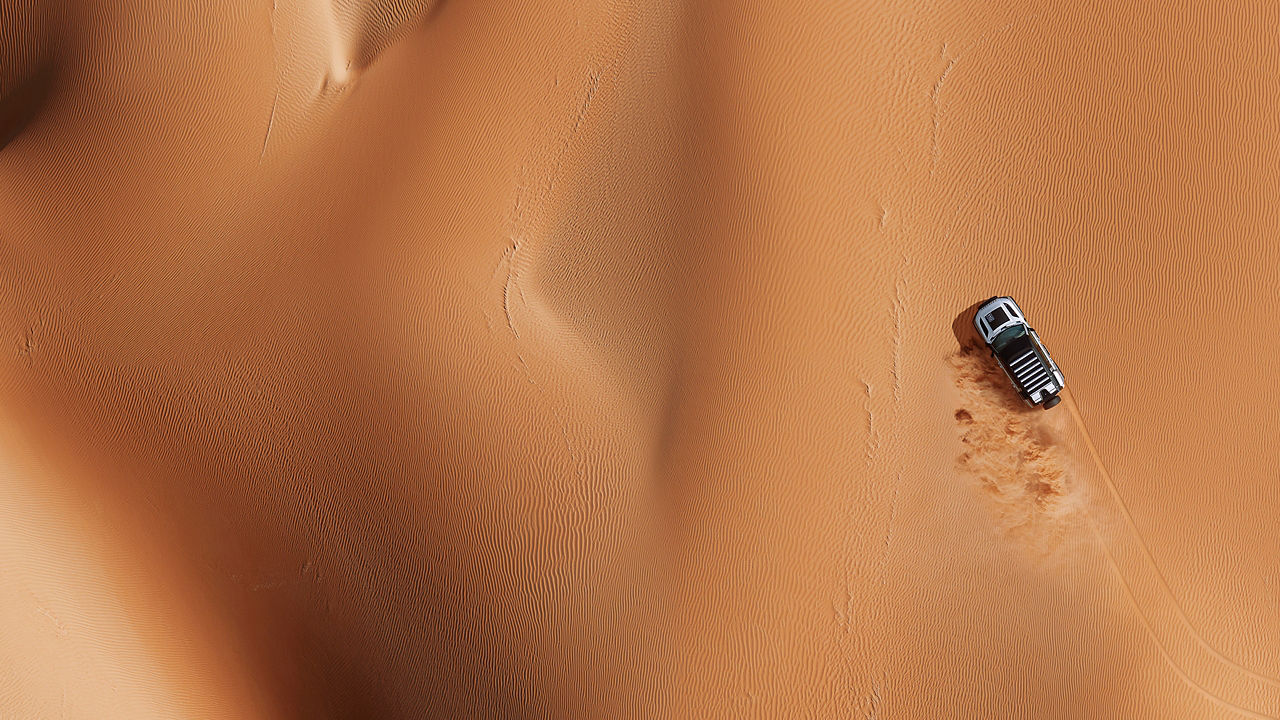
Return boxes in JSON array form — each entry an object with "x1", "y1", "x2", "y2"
[
  {"x1": 973, "y1": 296, "x2": 1027, "y2": 341},
  {"x1": 976, "y1": 296, "x2": 1017, "y2": 315}
]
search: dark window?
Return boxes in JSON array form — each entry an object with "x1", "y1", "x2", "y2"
[{"x1": 986, "y1": 307, "x2": 1008, "y2": 328}]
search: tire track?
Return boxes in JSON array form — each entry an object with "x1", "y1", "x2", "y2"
[
  {"x1": 1064, "y1": 390, "x2": 1280, "y2": 716},
  {"x1": 1086, "y1": 519, "x2": 1279, "y2": 719}
]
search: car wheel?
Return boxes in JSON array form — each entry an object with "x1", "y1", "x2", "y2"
[{"x1": 1042, "y1": 395, "x2": 1062, "y2": 409}]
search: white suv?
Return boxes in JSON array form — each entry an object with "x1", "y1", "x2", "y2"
[{"x1": 973, "y1": 296, "x2": 1065, "y2": 409}]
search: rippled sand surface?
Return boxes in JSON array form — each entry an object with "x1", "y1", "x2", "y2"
[{"x1": 2, "y1": 0, "x2": 1278, "y2": 717}]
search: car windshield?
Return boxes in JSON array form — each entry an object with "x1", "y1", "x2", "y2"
[{"x1": 991, "y1": 324, "x2": 1026, "y2": 353}]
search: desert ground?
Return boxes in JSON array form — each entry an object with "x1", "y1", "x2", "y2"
[{"x1": 2, "y1": 0, "x2": 1278, "y2": 717}]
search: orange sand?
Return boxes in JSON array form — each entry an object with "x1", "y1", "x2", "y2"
[{"x1": 2, "y1": 0, "x2": 1278, "y2": 717}]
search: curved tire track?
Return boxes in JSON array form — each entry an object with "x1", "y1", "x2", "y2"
[{"x1": 1065, "y1": 391, "x2": 1280, "y2": 717}]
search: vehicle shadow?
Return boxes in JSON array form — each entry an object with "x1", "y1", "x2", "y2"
[
  {"x1": 949, "y1": 298, "x2": 1029, "y2": 414},
  {"x1": 951, "y1": 298, "x2": 989, "y2": 352}
]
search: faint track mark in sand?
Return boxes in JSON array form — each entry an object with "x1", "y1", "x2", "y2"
[
  {"x1": 930, "y1": 15, "x2": 1039, "y2": 175},
  {"x1": 856, "y1": 675, "x2": 884, "y2": 720},
  {"x1": 260, "y1": 0, "x2": 445, "y2": 153},
  {"x1": 862, "y1": 380, "x2": 878, "y2": 460},
  {"x1": 569, "y1": 70, "x2": 601, "y2": 136},
  {"x1": 476, "y1": 70, "x2": 611, "y2": 491},
  {"x1": 928, "y1": 55, "x2": 958, "y2": 175},
  {"x1": 1063, "y1": 392, "x2": 1280, "y2": 690},
  {"x1": 260, "y1": 88, "x2": 279, "y2": 162},
  {"x1": 32, "y1": 599, "x2": 69, "y2": 637},
  {"x1": 260, "y1": 0, "x2": 280, "y2": 162},
  {"x1": 890, "y1": 277, "x2": 905, "y2": 406},
  {"x1": 482, "y1": 238, "x2": 537, "y2": 382},
  {"x1": 495, "y1": 239, "x2": 522, "y2": 340},
  {"x1": 835, "y1": 471, "x2": 898, "y2": 634},
  {"x1": 17, "y1": 319, "x2": 42, "y2": 368},
  {"x1": 875, "y1": 473, "x2": 900, "y2": 590},
  {"x1": 494, "y1": 67, "x2": 607, "y2": 346}
]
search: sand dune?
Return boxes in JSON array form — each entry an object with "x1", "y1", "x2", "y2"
[{"x1": 2, "y1": 0, "x2": 1279, "y2": 717}]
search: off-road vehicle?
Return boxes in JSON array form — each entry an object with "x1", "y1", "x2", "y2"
[{"x1": 973, "y1": 296, "x2": 1065, "y2": 409}]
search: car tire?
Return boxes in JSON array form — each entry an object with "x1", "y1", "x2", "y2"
[{"x1": 1042, "y1": 395, "x2": 1062, "y2": 409}]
